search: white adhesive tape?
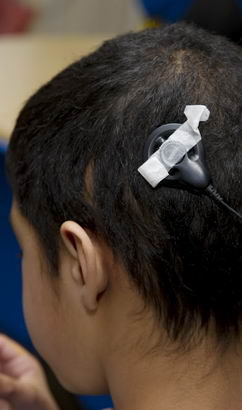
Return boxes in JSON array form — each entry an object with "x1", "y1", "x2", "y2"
[{"x1": 138, "y1": 105, "x2": 210, "y2": 188}]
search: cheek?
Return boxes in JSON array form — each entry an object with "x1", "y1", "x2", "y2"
[
  {"x1": 21, "y1": 254, "x2": 57, "y2": 358},
  {"x1": 21, "y1": 252, "x2": 74, "y2": 381},
  {"x1": 22, "y1": 254, "x2": 41, "y2": 330}
]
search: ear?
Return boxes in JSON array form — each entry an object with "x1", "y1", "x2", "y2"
[{"x1": 60, "y1": 221, "x2": 108, "y2": 312}]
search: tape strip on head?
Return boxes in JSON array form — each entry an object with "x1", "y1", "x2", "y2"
[{"x1": 138, "y1": 105, "x2": 210, "y2": 188}]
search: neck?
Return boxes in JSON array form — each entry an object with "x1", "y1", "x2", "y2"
[{"x1": 105, "y1": 338, "x2": 242, "y2": 410}]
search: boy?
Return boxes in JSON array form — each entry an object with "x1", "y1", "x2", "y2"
[{"x1": 1, "y1": 23, "x2": 242, "y2": 410}]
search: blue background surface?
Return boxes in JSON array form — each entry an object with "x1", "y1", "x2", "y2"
[{"x1": 141, "y1": 0, "x2": 242, "y2": 21}]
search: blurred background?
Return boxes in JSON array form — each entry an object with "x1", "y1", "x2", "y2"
[
  {"x1": 0, "y1": 1, "x2": 241, "y2": 410},
  {"x1": 0, "y1": 0, "x2": 241, "y2": 39},
  {"x1": 0, "y1": 0, "x2": 143, "y2": 35}
]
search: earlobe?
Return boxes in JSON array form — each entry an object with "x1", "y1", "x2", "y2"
[
  {"x1": 80, "y1": 248, "x2": 109, "y2": 312},
  {"x1": 60, "y1": 221, "x2": 109, "y2": 312}
]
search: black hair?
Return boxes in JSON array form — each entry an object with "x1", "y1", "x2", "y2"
[{"x1": 6, "y1": 23, "x2": 242, "y2": 348}]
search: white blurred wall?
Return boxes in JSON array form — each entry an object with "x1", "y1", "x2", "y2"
[{"x1": 22, "y1": 0, "x2": 144, "y2": 34}]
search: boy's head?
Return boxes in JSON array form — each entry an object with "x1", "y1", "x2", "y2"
[{"x1": 6, "y1": 23, "x2": 242, "y2": 394}]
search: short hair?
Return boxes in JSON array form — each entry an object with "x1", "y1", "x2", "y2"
[{"x1": 6, "y1": 23, "x2": 242, "y2": 348}]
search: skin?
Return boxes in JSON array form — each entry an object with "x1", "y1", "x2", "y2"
[{"x1": 2, "y1": 199, "x2": 242, "y2": 410}]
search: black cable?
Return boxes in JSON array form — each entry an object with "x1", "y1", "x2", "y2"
[{"x1": 206, "y1": 184, "x2": 242, "y2": 220}]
